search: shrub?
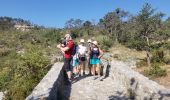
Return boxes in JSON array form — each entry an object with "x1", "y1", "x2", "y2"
[
  {"x1": 4, "y1": 45, "x2": 50, "y2": 99},
  {"x1": 136, "y1": 59, "x2": 147, "y2": 68},
  {"x1": 144, "y1": 63, "x2": 167, "y2": 77},
  {"x1": 96, "y1": 35, "x2": 114, "y2": 51},
  {"x1": 0, "y1": 67, "x2": 11, "y2": 90}
]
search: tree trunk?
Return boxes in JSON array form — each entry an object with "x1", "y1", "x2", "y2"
[
  {"x1": 146, "y1": 36, "x2": 151, "y2": 67},
  {"x1": 114, "y1": 27, "x2": 118, "y2": 43},
  {"x1": 146, "y1": 51, "x2": 151, "y2": 67}
]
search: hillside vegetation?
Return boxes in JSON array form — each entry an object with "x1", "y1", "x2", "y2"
[{"x1": 0, "y1": 3, "x2": 170, "y2": 99}]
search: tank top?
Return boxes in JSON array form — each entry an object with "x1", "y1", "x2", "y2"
[{"x1": 91, "y1": 47, "x2": 100, "y2": 59}]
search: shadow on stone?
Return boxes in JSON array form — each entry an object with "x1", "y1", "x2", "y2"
[
  {"x1": 63, "y1": 70, "x2": 72, "y2": 100},
  {"x1": 108, "y1": 91, "x2": 129, "y2": 100},
  {"x1": 72, "y1": 74, "x2": 91, "y2": 84},
  {"x1": 158, "y1": 91, "x2": 170, "y2": 100}
]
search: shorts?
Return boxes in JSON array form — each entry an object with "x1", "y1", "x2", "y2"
[
  {"x1": 79, "y1": 56, "x2": 86, "y2": 62},
  {"x1": 90, "y1": 58, "x2": 101, "y2": 65},
  {"x1": 63, "y1": 58, "x2": 72, "y2": 72},
  {"x1": 72, "y1": 58, "x2": 79, "y2": 67}
]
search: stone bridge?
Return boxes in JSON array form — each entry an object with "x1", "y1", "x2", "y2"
[{"x1": 26, "y1": 60, "x2": 170, "y2": 100}]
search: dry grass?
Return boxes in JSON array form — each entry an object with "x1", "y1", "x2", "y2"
[
  {"x1": 109, "y1": 44, "x2": 170, "y2": 89},
  {"x1": 109, "y1": 44, "x2": 146, "y2": 61}
]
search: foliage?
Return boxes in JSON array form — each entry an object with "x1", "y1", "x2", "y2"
[
  {"x1": 144, "y1": 63, "x2": 167, "y2": 77},
  {"x1": 1, "y1": 2, "x2": 170, "y2": 99},
  {"x1": 96, "y1": 35, "x2": 114, "y2": 51}
]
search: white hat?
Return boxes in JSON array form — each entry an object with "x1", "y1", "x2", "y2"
[
  {"x1": 80, "y1": 39, "x2": 85, "y2": 43},
  {"x1": 92, "y1": 41, "x2": 98, "y2": 45},
  {"x1": 65, "y1": 34, "x2": 72, "y2": 40},
  {"x1": 87, "y1": 39, "x2": 92, "y2": 43}
]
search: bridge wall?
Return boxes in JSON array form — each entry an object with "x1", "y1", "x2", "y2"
[
  {"x1": 26, "y1": 62, "x2": 64, "y2": 100},
  {"x1": 111, "y1": 61, "x2": 170, "y2": 99}
]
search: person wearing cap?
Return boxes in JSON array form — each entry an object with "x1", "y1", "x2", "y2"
[
  {"x1": 77, "y1": 39, "x2": 87, "y2": 76},
  {"x1": 57, "y1": 34, "x2": 74, "y2": 83},
  {"x1": 90, "y1": 41, "x2": 103, "y2": 81},
  {"x1": 87, "y1": 39, "x2": 93, "y2": 75},
  {"x1": 71, "y1": 42, "x2": 79, "y2": 77}
]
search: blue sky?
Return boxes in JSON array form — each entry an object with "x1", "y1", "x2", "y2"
[{"x1": 0, "y1": 0, "x2": 170, "y2": 28}]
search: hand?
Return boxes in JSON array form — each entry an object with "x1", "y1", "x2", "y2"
[{"x1": 57, "y1": 44, "x2": 61, "y2": 48}]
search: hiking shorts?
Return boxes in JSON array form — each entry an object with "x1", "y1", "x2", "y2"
[
  {"x1": 72, "y1": 58, "x2": 79, "y2": 67},
  {"x1": 90, "y1": 58, "x2": 101, "y2": 65},
  {"x1": 63, "y1": 58, "x2": 72, "y2": 72}
]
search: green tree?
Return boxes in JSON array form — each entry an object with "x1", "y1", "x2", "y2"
[
  {"x1": 83, "y1": 20, "x2": 93, "y2": 35},
  {"x1": 100, "y1": 8, "x2": 129, "y2": 43},
  {"x1": 134, "y1": 3, "x2": 164, "y2": 67}
]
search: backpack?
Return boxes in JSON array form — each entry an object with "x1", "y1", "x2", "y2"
[
  {"x1": 78, "y1": 45, "x2": 87, "y2": 61},
  {"x1": 71, "y1": 43, "x2": 77, "y2": 56}
]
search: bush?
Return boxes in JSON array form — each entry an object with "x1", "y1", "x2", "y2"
[
  {"x1": 96, "y1": 35, "x2": 114, "y2": 51},
  {"x1": 4, "y1": 45, "x2": 50, "y2": 99},
  {"x1": 136, "y1": 59, "x2": 147, "y2": 68},
  {"x1": 144, "y1": 63, "x2": 167, "y2": 77},
  {"x1": 0, "y1": 67, "x2": 11, "y2": 91},
  {"x1": 126, "y1": 39, "x2": 148, "y2": 51}
]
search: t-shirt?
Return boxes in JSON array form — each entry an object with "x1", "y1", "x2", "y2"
[
  {"x1": 102, "y1": 53, "x2": 111, "y2": 61},
  {"x1": 64, "y1": 40, "x2": 74, "y2": 58},
  {"x1": 78, "y1": 45, "x2": 87, "y2": 55}
]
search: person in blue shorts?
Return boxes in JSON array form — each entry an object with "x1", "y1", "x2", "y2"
[
  {"x1": 90, "y1": 41, "x2": 103, "y2": 81},
  {"x1": 72, "y1": 42, "x2": 79, "y2": 78}
]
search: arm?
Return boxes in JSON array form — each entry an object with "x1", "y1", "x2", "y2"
[
  {"x1": 57, "y1": 44, "x2": 70, "y2": 52},
  {"x1": 88, "y1": 48, "x2": 91, "y2": 56},
  {"x1": 98, "y1": 48, "x2": 104, "y2": 59}
]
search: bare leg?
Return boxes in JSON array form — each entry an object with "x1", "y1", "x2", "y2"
[
  {"x1": 82, "y1": 61, "x2": 86, "y2": 75},
  {"x1": 97, "y1": 64, "x2": 101, "y2": 78},
  {"x1": 92, "y1": 65, "x2": 96, "y2": 76},
  {"x1": 67, "y1": 71, "x2": 72, "y2": 79},
  {"x1": 77, "y1": 65, "x2": 81, "y2": 75}
]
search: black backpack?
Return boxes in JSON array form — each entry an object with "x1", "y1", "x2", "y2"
[{"x1": 71, "y1": 43, "x2": 77, "y2": 56}]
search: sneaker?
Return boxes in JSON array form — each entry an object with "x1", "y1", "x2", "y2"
[
  {"x1": 76, "y1": 74, "x2": 81, "y2": 77},
  {"x1": 68, "y1": 78, "x2": 72, "y2": 83},
  {"x1": 88, "y1": 73, "x2": 92, "y2": 76},
  {"x1": 99, "y1": 77, "x2": 103, "y2": 81},
  {"x1": 83, "y1": 72, "x2": 86, "y2": 76},
  {"x1": 93, "y1": 76, "x2": 98, "y2": 80}
]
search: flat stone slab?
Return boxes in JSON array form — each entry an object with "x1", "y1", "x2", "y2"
[{"x1": 68, "y1": 76, "x2": 128, "y2": 100}]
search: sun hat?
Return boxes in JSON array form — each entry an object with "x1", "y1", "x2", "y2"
[
  {"x1": 87, "y1": 39, "x2": 92, "y2": 43},
  {"x1": 65, "y1": 34, "x2": 70, "y2": 38},
  {"x1": 65, "y1": 34, "x2": 72, "y2": 40},
  {"x1": 80, "y1": 39, "x2": 85, "y2": 43},
  {"x1": 92, "y1": 41, "x2": 98, "y2": 46}
]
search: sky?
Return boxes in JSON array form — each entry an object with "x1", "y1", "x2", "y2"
[{"x1": 0, "y1": 0, "x2": 170, "y2": 28}]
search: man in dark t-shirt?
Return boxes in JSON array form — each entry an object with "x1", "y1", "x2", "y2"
[{"x1": 57, "y1": 34, "x2": 74, "y2": 82}]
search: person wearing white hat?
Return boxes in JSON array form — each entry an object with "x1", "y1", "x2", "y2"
[
  {"x1": 87, "y1": 39, "x2": 93, "y2": 75},
  {"x1": 77, "y1": 39, "x2": 87, "y2": 76},
  {"x1": 89, "y1": 40, "x2": 103, "y2": 81}
]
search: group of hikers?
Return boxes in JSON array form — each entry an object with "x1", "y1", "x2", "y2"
[{"x1": 57, "y1": 33, "x2": 111, "y2": 83}]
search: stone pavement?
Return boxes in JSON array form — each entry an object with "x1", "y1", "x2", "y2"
[
  {"x1": 64, "y1": 67, "x2": 129, "y2": 100},
  {"x1": 69, "y1": 76, "x2": 128, "y2": 100},
  {"x1": 63, "y1": 60, "x2": 170, "y2": 100}
]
